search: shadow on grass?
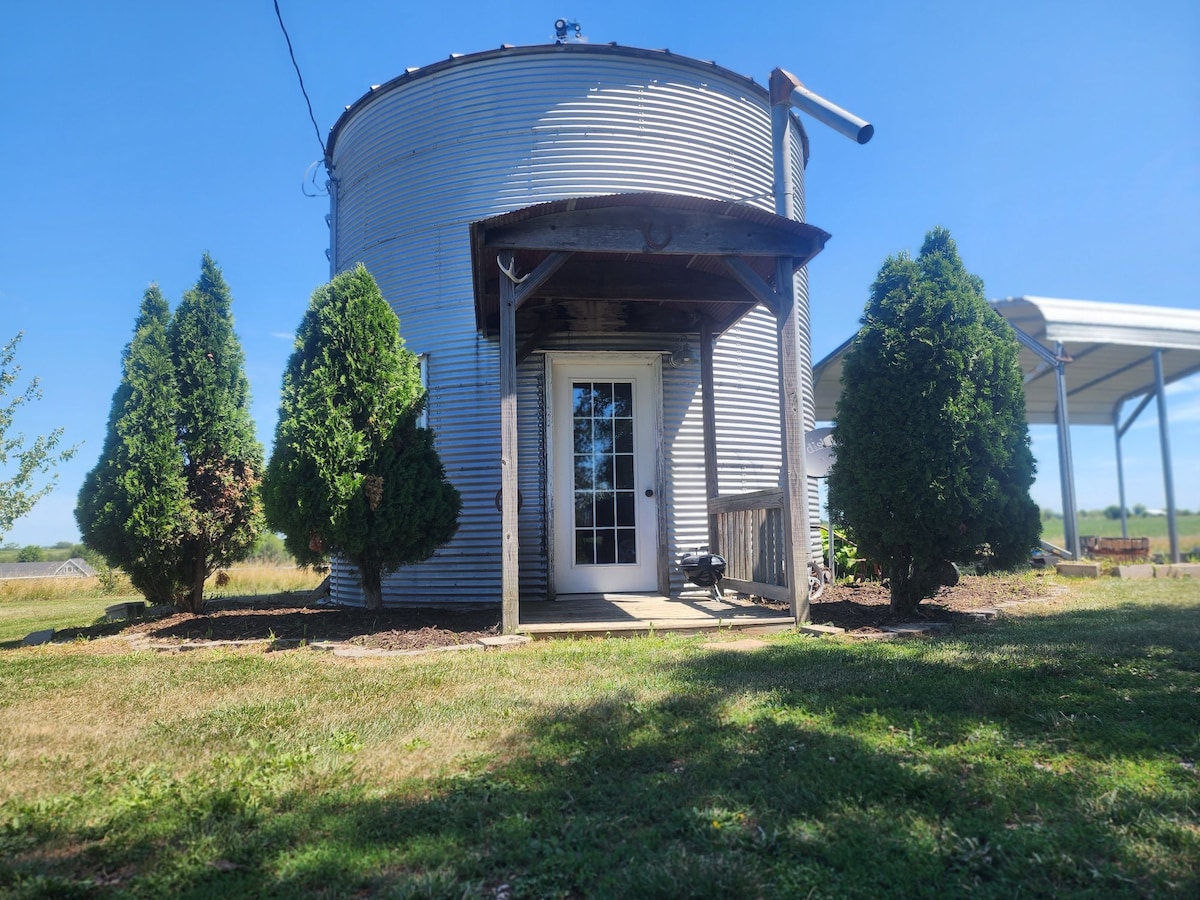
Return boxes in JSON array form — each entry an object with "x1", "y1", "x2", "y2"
[{"x1": 4, "y1": 603, "x2": 1198, "y2": 898}]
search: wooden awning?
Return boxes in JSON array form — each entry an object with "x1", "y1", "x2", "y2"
[{"x1": 471, "y1": 193, "x2": 830, "y2": 345}]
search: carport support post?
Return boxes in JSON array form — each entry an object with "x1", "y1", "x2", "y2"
[
  {"x1": 1053, "y1": 342, "x2": 1081, "y2": 560},
  {"x1": 499, "y1": 252, "x2": 520, "y2": 633},
  {"x1": 1113, "y1": 416, "x2": 1129, "y2": 539},
  {"x1": 1153, "y1": 350, "x2": 1180, "y2": 563}
]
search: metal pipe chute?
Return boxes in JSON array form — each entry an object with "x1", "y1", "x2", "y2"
[{"x1": 770, "y1": 68, "x2": 873, "y2": 145}]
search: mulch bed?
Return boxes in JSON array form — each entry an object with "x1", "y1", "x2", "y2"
[
  {"x1": 54, "y1": 573, "x2": 1053, "y2": 650},
  {"x1": 118, "y1": 600, "x2": 502, "y2": 651},
  {"x1": 776, "y1": 571, "x2": 1054, "y2": 631}
]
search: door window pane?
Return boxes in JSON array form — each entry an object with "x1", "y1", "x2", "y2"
[{"x1": 572, "y1": 380, "x2": 637, "y2": 566}]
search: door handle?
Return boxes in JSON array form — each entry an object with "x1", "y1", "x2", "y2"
[{"x1": 645, "y1": 489, "x2": 654, "y2": 498}]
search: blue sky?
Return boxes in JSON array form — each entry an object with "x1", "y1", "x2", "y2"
[{"x1": 2, "y1": 0, "x2": 1197, "y2": 546}]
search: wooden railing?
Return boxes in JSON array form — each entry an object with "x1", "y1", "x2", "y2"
[{"x1": 709, "y1": 488, "x2": 789, "y2": 602}]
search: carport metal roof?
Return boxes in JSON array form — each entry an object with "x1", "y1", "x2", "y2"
[
  {"x1": 812, "y1": 297, "x2": 1200, "y2": 423},
  {"x1": 990, "y1": 296, "x2": 1200, "y2": 426},
  {"x1": 811, "y1": 296, "x2": 1200, "y2": 562}
]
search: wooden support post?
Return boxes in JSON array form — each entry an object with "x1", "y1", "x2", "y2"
[
  {"x1": 499, "y1": 252, "x2": 520, "y2": 634},
  {"x1": 775, "y1": 257, "x2": 812, "y2": 625},
  {"x1": 700, "y1": 316, "x2": 719, "y2": 553}
]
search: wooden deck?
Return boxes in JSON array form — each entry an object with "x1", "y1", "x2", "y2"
[{"x1": 517, "y1": 592, "x2": 795, "y2": 638}]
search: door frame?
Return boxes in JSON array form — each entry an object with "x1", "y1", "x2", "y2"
[{"x1": 545, "y1": 352, "x2": 666, "y2": 596}]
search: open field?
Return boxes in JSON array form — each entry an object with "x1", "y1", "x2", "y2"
[
  {"x1": 0, "y1": 567, "x2": 324, "y2": 646},
  {"x1": 2, "y1": 575, "x2": 1198, "y2": 897},
  {"x1": 1040, "y1": 513, "x2": 1200, "y2": 557}
]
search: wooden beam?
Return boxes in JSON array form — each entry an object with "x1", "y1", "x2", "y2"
[
  {"x1": 484, "y1": 207, "x2": 824, "y2": 259},
  {"x1": 513, "y1": 251, "x2": 571, "y2": 308},
  {"x1": 721, "y1": 577, "x2": 791, "y2": 604},
  {"x1": 708, "y1": 488, "x2": 785, "y2": 515},
  {"x1": 774, "y1": 256, "x2": 812, "y2": 625},
  {"x1": 720, "y1": 257, "x2": 780, "y2": 316},
  {"x1": 700, "y1": 317, "x2": 719, "y2": 553},
  {"x1": 515, "y1": 321, "x2": 562, "y2": 367},
  {"x1": 536, "y1": 259, "x2": 756, "y2": 304},
  {"x1": 499, "y1": 252, "x2": 520, "y2": 634}
]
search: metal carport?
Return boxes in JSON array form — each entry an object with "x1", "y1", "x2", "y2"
[{"x1": 812, "y1": 296, "x2": 1200, "y2": 563}]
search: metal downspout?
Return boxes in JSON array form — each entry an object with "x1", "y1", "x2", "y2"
[
  {"x1": 1153, "y1": 350, "x2": 1180, "y2": 562},
  {"x1": 771, "y1": 86, "x2": 813, "y2": 623},
  {"x1": 771, "y1": 99, "x2": 795, "y2": 220},
  {"x1": 326, "y1": 171, "x2": 338, "y2": 279}
]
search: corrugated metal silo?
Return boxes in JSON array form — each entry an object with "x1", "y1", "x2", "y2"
[{"x1": 325, "y1": 43, "x2": 819, "y2": 604}]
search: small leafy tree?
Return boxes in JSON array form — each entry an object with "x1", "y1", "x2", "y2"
[
  {"x1": 829, "y1": 228, "x2": 1040, "y2": 614},
  {"x1": 1, "y1": 333, "x2": 77, "y2": 541},
  {"x1": 17, "y1": 544, "x2": 42, "y2": 563},
  {"x1": 169, "y1": 255, "x2": 264, "y2": 611},
  {"x1": 264, "y1": 264, "x2": 460, "y2": 610},
  {"x1": 76, "y1": 286, "x2": 191, "y2": 605},
  {"x1": 247, "y1": 531, "x2": 292, "y2": 566}
]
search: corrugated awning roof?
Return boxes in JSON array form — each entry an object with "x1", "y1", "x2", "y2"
[
  {"x1": 471, "y1": 192, "x2": 830, "y2": 343},
  {"x1": 813, "y1": 296, "x2": 1200, "y2": 426}
]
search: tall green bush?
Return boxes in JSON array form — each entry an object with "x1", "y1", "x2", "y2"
[
  {"x1": 168, "y1": 255, "x2": 264, "y2": 611},
  {"x1": 76, "y1": 258, "x2": 262, "y2": 612},
  {"x1": 263, "y1": 265, "x2": 460, "y2": 610},
  {"x1": 829, "y1": 228, "x2": 1040, "y2": 614},
  {"x1": 76, "y1": 286, "x2": 191, "y2": 605}
]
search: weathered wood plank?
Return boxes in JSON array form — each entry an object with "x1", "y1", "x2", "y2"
[
  {"x1": 775, "y1": 255, "x2": 812, "y2": 625},
  {"x1": 499, "y1": 252, "x2": 520, "y2": 634},
  {"x1": 513, "y1": 251, "x2": 571, "y2": 308},
  {"x1": 708, "y1": 488, "x2": 784, "y2": 515},
  {"x1": 701, "y1": 317, "x2": 720, "y2": 553},
  {"x1": 534, "y1": 260, "x2": 755, "y2": 303},
  {"x1": 720, "y1": 257, "x2": 780, "y2": 316},
  {"x1": 484, "y1": 208, "x2": 824, "y2": 259},
  {"x1": 721, "y1": 577, "x2": 791, "y2": 603},
  {"x1": 517, "y1": 593, "x2": 795, "y2": 636}
]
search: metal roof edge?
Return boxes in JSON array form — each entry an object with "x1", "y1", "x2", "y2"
[
  {"x1": 326, "y1": 43, "x2": 807, "y2": 165},
  {"x1": 991, "y1": 296, "x2": 1200, "y2": 350}
]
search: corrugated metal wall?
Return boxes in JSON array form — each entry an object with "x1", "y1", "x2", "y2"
[{"x1": 326, "y1": 45, "x2": 820, "y2": 605}]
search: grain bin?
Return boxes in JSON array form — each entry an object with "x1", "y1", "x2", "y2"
[{"x1": 324, "y1": 42, "x2": 849, "y2": 617}]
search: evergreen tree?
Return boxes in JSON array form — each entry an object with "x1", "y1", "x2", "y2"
[
  {"x1": 263, "y1": 264, "x2": 460, "y2": 610},
  {"x1": 76, "y1": 287, "x2": 191, "y2": 604},
  {"x1": 828, "y1": 228, "x2": 1040, "y2": 614},
  {"x1": 168, "y1": 254, "x2": 264, "y2": 612}
]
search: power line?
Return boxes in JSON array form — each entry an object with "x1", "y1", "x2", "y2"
[{"x1": 273, "y1": 0, "x2": 326, "y2": 161}]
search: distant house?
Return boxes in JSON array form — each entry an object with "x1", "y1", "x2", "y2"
[{"x1": 0, "y1": 558, "x2": 98, "y2": 580}]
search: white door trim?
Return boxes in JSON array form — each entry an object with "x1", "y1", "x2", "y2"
[{"x1": 546, "y1": 352, "x2": 663, "y2": 595}]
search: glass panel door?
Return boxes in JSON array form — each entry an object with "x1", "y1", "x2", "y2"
[{"x1": 552, "y1": 358, "x2": 659, "y2": 594}]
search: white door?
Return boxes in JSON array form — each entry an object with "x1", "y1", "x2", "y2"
[{"x1": 551, "y1": 356, "x2": 660, "y2": 594}]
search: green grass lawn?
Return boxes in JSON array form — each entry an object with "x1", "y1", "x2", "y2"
[
  {"x1": 2, "y1": 576, "x2": 1198, "y2": 898},
  {"x1": 0, "y1": 579, "x2": 130, "y2": 646}
]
